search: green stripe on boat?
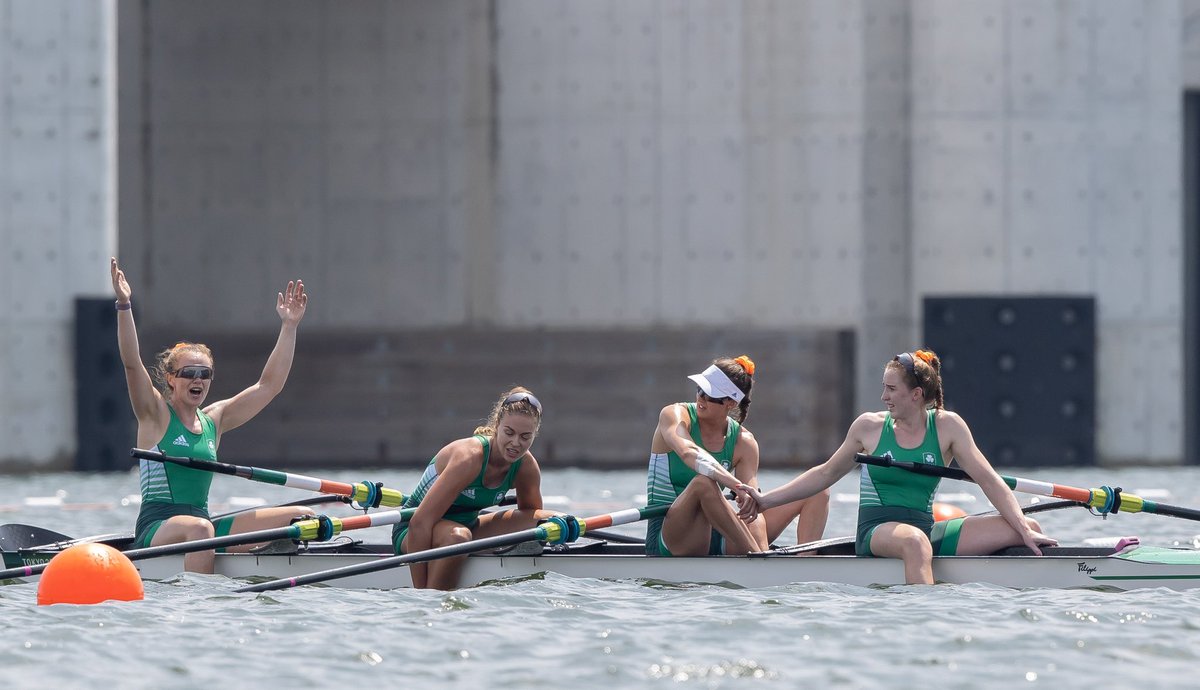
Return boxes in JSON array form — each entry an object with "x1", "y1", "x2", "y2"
[{"x1": 1112, "y1": 546, "x2": 1200, "y2": 565}]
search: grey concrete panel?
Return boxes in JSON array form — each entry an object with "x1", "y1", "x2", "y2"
[
  {"x1": 1006, "y1": 1, "x2": 1092, "y2": 116},
  {"x1": 82, "y1": 0, "x2": 1191, "y2": 470},
  {"x1": 911, "y1": 1, "x2": 1006, "y2": 116},
  {"x1": 1006, "y1": 120, "x2": 1094, "y2": 290},
  {"x1": 1187, "y1": 0, "x2": 1200, "y2": 88},
  {"x1": 0, "y1": 0, "x2": 114, "y2": 468},
  {"x1": 126, "y1": 1, "x2": 485, "y2": 335},
  {"x1": 911, "y1": 119, "x2": 1007, "y2": 293}
]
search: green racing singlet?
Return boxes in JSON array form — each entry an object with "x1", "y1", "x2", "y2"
[
  {"x1": 857, "y1": 409, "x2": 963, "y2": 556},
  {"x1": 133, "y1": 406, "x2": 221, "y2": 547}
]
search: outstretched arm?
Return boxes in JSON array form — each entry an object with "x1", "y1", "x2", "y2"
[
  {"x1": 736, "y1": 414, "x2": 872, "y2": 519},
  {"x1": 945, "y1": 412, "x2": 1056, "y2": 554},
  {"x1": 656, "y1": 403, "x2": 742, "y2": 490},
  {"x1": 111, "y1": 257, "x2": 164, "y2": 426},
  {"x1": 205, "y1": 279, "x2": 307, "y2": 435}
]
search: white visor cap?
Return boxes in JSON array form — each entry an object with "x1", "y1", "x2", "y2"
[{"x1": 687, "y1": 364, "x2": 745, "y2": 403}]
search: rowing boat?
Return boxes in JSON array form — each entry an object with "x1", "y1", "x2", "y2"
[
  {"x1": 6, "y1": 532, "x2": 1200, "y2": 592},
  {"x1": 6, "y1": 454, "x2": 1200, "y2": 592}
]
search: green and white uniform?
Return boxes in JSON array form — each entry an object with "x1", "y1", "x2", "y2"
[
  {"x1": 391, "y1": 435, "x2": 525, "y2": 554},
  {"x1": 856, "y1": 409, "x2": 965, "y2": 556},
  {"x1": 645, "y1": 403, "x2": 740, "y2": 556},
  {"x1": 132, "y1": 407, "x2": 234, "y2": 548}
]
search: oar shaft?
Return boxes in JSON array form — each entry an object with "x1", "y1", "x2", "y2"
[
  {"x1": 0, "y1": 508, "x2": 419, "y2": 581},
  {"x1": 131, "y1": 448, "x2": 406, "y2": 507},
  {"x1": 854, "y1": 453, "x2": 1200, "y2": 522},
  {"x1": 236, "y1": 504, "x2": 671, "y2": 593}
]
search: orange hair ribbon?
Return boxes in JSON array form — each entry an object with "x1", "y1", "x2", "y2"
[
  {"x1": 734, "y1": 355, "x2": 756, "y2": 376},
  {"x1": 914, "y1": 350, "x2": 935, "y2": 365}
]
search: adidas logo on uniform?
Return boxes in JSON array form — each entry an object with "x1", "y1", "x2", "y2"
[{"x1": 172, "y1": 435, "x2": 189, "y2": 447}]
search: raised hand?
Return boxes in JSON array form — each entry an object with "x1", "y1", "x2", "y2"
[
  {"x1": 110, "y1": 257, "x2": 132, "y2": 303},
  {"x1": 276, "y1": 279, "x2": 308, "y2": 325}
]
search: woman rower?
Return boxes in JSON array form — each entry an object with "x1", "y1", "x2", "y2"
[
  {"x1": 736, "y1": 348, "x2": 1057, "y2": 584},
  {"x1": 392, "y1": 387, "x2": 554, "y2": 590},
  {"x1": 111, "y1": 257, "x2": 315, "y2": 573},
  {"x1": 645, "y1": 355, "x2": 830, "y2": 556}
]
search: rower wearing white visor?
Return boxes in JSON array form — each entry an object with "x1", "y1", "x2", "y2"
[{"x1": 644, "y1": 356, "x2": 830, "y2": 556}]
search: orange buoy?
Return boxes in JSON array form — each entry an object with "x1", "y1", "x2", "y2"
[
  {"x1": 932, "y1": 502, "x2": 968, "y2": 522},
  {"x1": 37, "y1": 543, "x2": 143, "y2": 606}
]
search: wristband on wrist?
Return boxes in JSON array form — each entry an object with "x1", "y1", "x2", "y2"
[{"x1": 115, "y1": 300, "x2": 132, "y2": 311}]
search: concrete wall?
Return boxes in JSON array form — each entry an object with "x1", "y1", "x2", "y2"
[
  {"x1": 152, "y1": 327, "x2": 855, "y2": 468},
  {"x1": 118, "y1": 1, "x2": 493, "y2": 330},
  {"x1": 908, "y1": 1, "x2": 1182, "y2": 464},
  {"x1": 2, "y1": 1, "x2": 1195, "y2": 468},
  {"x1": 1186, "y1": 0, "x2": 1200, "y2": 88},
  {"x1": 0, "y1": 1, "x2": 115, "y2": 469},
  {"x1": 98, "y1": 0, "x2": 1200, "y2": 467}
]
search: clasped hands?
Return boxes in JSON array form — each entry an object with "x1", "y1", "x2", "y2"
[{"x1": 731, "y1": 483, "x2": 764, "y2": 523}]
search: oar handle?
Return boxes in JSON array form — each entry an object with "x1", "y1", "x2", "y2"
[
  {"x1": 855, "y1": 453, "x2": 972, "y2": 482},
  {"x1": 132, "y1": 448, "x2": 243, "y2": 477}
]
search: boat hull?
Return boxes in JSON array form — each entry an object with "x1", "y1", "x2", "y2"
[{"x1": 122, "y1": 542, "x2": 1200, "y2": 591}]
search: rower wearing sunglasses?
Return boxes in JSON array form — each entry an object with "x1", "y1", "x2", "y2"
[
  {"x1": 110, "y1": 257, "x2": 315, "y2": 573},
  {"x1": 392, "y1": 387, "x2": 554, "y2": 590},
  {"x1": 645, "y1": 356, "x2": 830, "y2": 556}
]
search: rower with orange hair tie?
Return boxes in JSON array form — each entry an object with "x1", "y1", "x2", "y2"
[
  {"x1": 736, "y1": 347, "x2": 1056, "y2": 584},
  {"x1": 644, "y1": 355, "x2": 830, "y2": 556}
]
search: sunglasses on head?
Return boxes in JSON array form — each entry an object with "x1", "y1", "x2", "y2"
[
  {"x1": 503, "y1": 391, "x2": 542, "y2": 413},
  {"x1": 697, "y1": 387, "x2": 731, "y2": 405},
  {"x1": 173, "y1": 365, "x2": 214, "y2": 380}
]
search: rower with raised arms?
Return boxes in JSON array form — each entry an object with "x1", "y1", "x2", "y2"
[
  {"x1": 645, "y1": 355, "x2": 830, "y2": 557},
  {"x1": 110, "y1": 257, "x2": 315, "y2": 573},
  {"x1": 736, "y1": 348, "x2": 1057, "y2": 584},
  {"x1": 392, "y1": 387, "x2": 556, "y2": 590}
]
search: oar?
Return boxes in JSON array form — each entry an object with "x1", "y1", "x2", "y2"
[
  {"x1": 210, "y1": 494, "x2": 352, "y2": 520},
  {"x1": 855, "y1": 453, "x2": 1200, "y2": 522},
  {"x1": 131, "y1": 448, "x2": 405, "y2": 508},
  {"x1": 236, "y1": 504, "x2": 671, "y2": 593},
  {"x1": 0, "y1": 508, "x2": 419, "y2": 581}
]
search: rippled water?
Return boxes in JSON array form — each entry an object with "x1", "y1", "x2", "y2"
[{"x1": 3, "y1": 465, "x2": 1200, "y2": 688}]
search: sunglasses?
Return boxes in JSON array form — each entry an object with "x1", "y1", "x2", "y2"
[
  {"x1": 173, "y1": 365, "x2": 214, "y2": 380},
  {"x1": 503, "y1": 391, "x2": 542, "y2": 413},
  {"x1": 697, "y1": 387, "x2": 731, "y2": 405}
]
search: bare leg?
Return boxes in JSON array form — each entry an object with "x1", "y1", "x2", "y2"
[
  {"x1": 954, "y1": 515, "x2": 1044, "y2": 556},
  {"x1": 867, "y1": 522, "x2": 934, "y2": 585},
  {"x1": 763, "y1": 489, "x2": 831, "y2": 546},
  {"x1": 224, "y1": 506, "x2": 316, "y2": 553},
  {"x1": 405, "y1": 520, "x2": 473, "y2": 590},
  {"x1": 661, "y1": 477, "x2": 764, "y2": 555},
  {"x1": 473, "y1": 508, "x2": 557, "y2": 539},
  {"x1": 149, "y1": 515, "x2": 216, "y2": 573}
]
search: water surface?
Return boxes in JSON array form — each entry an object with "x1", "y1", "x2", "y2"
[{"x1": 2, "y1": 466, "x2": 1198, "y2": 688}]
